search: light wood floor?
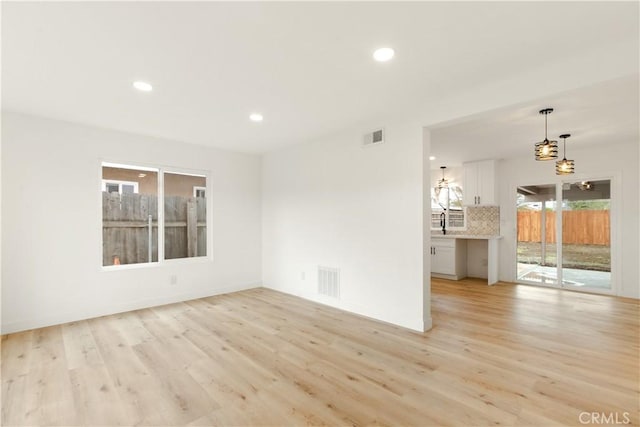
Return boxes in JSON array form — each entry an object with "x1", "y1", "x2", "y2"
[{"x1": 2, "y1": 278, "x2": 639, "y2": 426}]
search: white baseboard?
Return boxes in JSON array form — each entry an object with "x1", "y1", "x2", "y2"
[
  {"x1": 263, "y1": 283, "x2": 426, "y2": 333},
  {"x1": 1, "y1": 281, "x2": 262, "y2": 335},
  {"x1": 423, "y1": 316, "x2": 433, "y2": 331}
]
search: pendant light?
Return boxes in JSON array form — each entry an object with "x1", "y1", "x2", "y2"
[
  {"x1": 534, "y1": 108, "x2": 558, "y2": 161},
  {"x1": 434, "y1": 166, "x2": 448, "y2": 197},
  {"x1": 555, "y1": 134, "x2": 575, "y2": 175},
  {"x1": 437, "y1": 166, "x2": 448, "y2": 188}
]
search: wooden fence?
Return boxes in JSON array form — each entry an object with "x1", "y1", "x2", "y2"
[
  {"x1": 102, "y1": 192, "x2": 206, "y2": 266},
  {"x1": 164, "y1": 195, "x2": 207, "y2": 260},
  {"x1": 517, "y1": 210, "x2": 610, "y2": 245}
]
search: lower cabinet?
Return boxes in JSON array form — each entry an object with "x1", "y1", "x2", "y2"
[{"x1": 429, "y1": 238, "x2": 467, "y2": 280}]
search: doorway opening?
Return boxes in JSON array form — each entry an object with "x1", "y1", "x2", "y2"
[{"x1": 516, "y1": 179, "x2": 611, "y2": 291}]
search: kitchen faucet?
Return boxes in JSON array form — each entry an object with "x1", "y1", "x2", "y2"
[{"x1": 440, "y1": 211, "x2": 447, "y2": 235}]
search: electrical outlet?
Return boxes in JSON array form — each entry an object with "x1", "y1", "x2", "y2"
[
  {"x1": 301, "y1": 271, "x2": 306, "y2": 280},
  {"x1": 170, "y1": 275, "x2": 178, "y2": 285}
]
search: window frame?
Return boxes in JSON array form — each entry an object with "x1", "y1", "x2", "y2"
[
  {"x1": 193, "y1": 186, "x2": 206, "y2": 198},
  {"x1": 100, "y1": 160, "x2": 212, "y2": 271},
  {"x1": 164, "y1": 170, "x2": 209, "y2": 263},
  {"x1": 430, "y1": 185, "x2": 467, "y2": 231}
]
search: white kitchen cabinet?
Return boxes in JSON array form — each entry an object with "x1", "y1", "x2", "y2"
[
  {"x1": 429, "y1": 235, "x2": 501, "y2": 284},
  {"x1": 463, "y1": 160, "x2": 497, "y2": 206},
  {"x1": 430, "y1": 237, "x2": 467, "y2": 279}
]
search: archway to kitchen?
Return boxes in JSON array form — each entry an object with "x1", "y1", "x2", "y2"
[{"x1": 426, "y1": 76, "x2": 635, "y2": 298}]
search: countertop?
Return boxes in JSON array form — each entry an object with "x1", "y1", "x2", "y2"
[{"x1": 430, "y1": 234, "x2": 502, "y2": 240}]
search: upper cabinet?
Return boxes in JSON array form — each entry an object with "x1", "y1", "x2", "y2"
[{"x1": 463, "y1": 160, "x2": 497, "y2": 206}]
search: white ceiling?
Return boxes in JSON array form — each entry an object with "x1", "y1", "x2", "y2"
[
  {"x1": 2, "y1": 2, "x2": 638, "y2": 154},
  {"x1": 429, "y1": 75, "x2": 640, "y2": 168}
]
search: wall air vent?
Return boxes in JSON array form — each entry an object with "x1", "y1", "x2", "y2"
[
  {"x1": 363, "y1": 128, "x2": 385, "y2": 147},
  {"x1": 318, "y1": 266, "x2": 340, "y2": 298}
]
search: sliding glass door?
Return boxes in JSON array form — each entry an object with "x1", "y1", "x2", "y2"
[
  {"x1": 561, "y1": 180, "x2": 611, "y2": 290},
  {"x1": 517, "y1": 184, "x2": 558, "y2": 285},
  {"x1": 516, "y1": 179, "x2": 612, "y2": 292}
]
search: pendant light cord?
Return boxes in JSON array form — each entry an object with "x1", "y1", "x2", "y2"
[{"x1": 545, "y1": 112, "x2": 548, "y2": 140}]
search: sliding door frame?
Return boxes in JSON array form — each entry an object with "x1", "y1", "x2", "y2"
[{"x1": 515, "y1": 172, "x2": 620, "y2": 296}]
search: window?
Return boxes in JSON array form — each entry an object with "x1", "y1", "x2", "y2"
[
  {"x1": 106, "y1": 183, "x2": 119, "y2": 193},
  {"x1": 431, "y1": 184, "x2": 466, "y2": 230},
  {"x1": 165, "y1": 172, "x2": 207, "y2": 260},
  {"x1": 101, "y1": 179, "x2": 139, "y2": 194},
  {"x1": 193, "y1": 186, "x2": 206, "y2": 198},
  {"x1": 101, "y1": 162, "x2": 208, "y2": 267},
  {"x1": 102, "y1": 165, "x2": 158, "y2": 266}
]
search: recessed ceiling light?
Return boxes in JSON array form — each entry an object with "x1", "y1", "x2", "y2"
[
  {"x1": 133, "y1": 81, "x2": 153, "y2": 92},
  {"x1": 429, "y1": 156, "x2": 436, "y2": 161},
  {"x1": 373, "y1": 47, "x2": 395, "y2": 62},
  {"x1": 249, "y1": 113, "x2": 264, "y2": 122}
]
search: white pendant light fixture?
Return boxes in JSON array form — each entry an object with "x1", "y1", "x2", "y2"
[
  {"x1": 555, "y1": 134, "x2": 575, "y2": 175},
  {"x1": 534, "y1": 108, "x2": 558, "y2": 161}
]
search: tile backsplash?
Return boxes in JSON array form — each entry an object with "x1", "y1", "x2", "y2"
[{"x1": 440, "y1": 205, "x2": 500, "y2": 236}]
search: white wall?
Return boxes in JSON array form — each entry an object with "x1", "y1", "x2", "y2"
[
  {"x1": 1, "y1": 112, "x2": 262, "y2": 334},
  {"x1": 498, "y1": 141, "x2": 639, "y2": 298},
  {"x1": 262, "y1": 119, "x2": 427, "y2": 332}
]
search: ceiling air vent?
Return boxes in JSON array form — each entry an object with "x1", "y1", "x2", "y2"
[{"x1": 363, "y1": 128, "x2": 385, "y2": 147}]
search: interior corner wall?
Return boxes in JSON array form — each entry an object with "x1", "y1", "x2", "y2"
[
  {"x1": 497, "y1": 141, "x2": 640, "y2": 299},
  {"x1": 262, "y1": 120, "x2": 425, "y2": 332},
  {"x1": 1, "y1": 112, "x2": 262, "y2": 334},
  {"x1": 0, "y1": 112, "x2": 3, "y2": 327},
  {"x1": 422, "y1": 128, "x2": 432, "y2": 331}
]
